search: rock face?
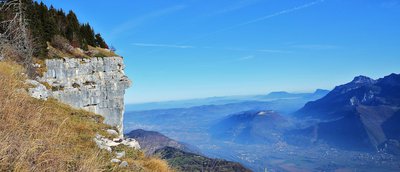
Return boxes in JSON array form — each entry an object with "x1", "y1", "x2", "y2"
[
  {"x1": 26, "y1": 79, "x2": 49, "y2": 100},
  {"x1": 36, "y1": 57, "x2": 131, "y2": 135}
]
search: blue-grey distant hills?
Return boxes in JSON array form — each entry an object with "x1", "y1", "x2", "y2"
[
  {"x1": 125, "y1": 89, "x2": 330, "y2": 111},
  {"x1": 293, "y1": 73, "x2": 400, "y2": 153},
  {"x1": 258, "y1": 89, "x2": 329, "y2": 100},
  {"x1": 211, "y1": 110, "x2": 290, "y2": 144},
  {"x1": 124, "y1": 89, "x2": 329, "y2": 138}
]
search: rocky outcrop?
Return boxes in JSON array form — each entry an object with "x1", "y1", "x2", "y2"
[
  {"x1": 30, "y1": 56, "x2": 131, "y2": 136},
  {"x1": 93, "y1": 133, "x2": 140, "y2": 151},
  {"x1": 26, "y1": 79, "x2": 49, "y2": 100},
  {"x1": 94, "y1": 130, "x2": 140, "y2": 167}
]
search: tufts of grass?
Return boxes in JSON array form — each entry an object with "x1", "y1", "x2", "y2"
[
  {"x1": 112, "y1": 145, "x2": 172, "y2": 172},
  {"x1": 47, "y1": 42, "x2": 118, "y2": 59},
  {"x1": 47, "y1": 42, "x2": 90, "y2": 59},
  {"x1": 88, "y1": 46, "x2": 118, "y2": 57}
]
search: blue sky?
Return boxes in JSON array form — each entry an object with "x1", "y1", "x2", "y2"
[{"x1": 40, "y1": 0, "x2": 400, "y2": 103}]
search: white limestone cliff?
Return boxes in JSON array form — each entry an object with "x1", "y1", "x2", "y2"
[{"x1": 29, "y1": 56, "x2": 131, "y2": 137}]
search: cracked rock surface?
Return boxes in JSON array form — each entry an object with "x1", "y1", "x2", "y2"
[{"x1": 31, "y1": 57, "x2": 131, "y2": 135}]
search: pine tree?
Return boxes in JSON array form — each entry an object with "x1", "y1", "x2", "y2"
[
  {"x1": 95, "y1": 33, "x2": 108, "y2": 49},
  {"x1": 55, "y1": 9, "x2": 67, "y2": 37},
  {"x1": 66, "y1": 10, "x2": 80, "y2": 47},
  {"x1": 1, "y1": 0, "x2": 110, "y2": 58},
  {"x1": 80, "y1": 23, "x2": 96, "y2": 47},
  {"x1": 40, "y1": 3, "x2": 56, "y2": 42}
]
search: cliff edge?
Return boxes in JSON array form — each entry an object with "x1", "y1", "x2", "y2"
[{"x1": 29, "y1": 56, "x2": 130, "y2": 136}]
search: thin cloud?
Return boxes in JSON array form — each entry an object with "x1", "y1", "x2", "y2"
[
  {"x1": 133, "y1": 43, "x2": 194, "y2": 49},
  {"x1": 257, "y1": 49, "x2": 292, "y2": 53},
  {"x1": 185, "y1": 0, "x2": 326, "y2": 43},
  {"x1": 236, "y1": 0, "x2": 325, "y2": 27},
  {"x1": 110, "y1": 5, "x2": 185, "y2": 38},
  {"x1": 212, "y1": 0, "x2": 262, "y2": 15},
  {"x1": 134, "y1": 1, "x2": 324, "y2": 54},
  {"x1": 133, "y1": 44, "x2": 288, "y2": 53},
  {"x1": 237, "y1": 55, "x2": 255, "y2": 61},
  {"x1": 291, "y1": 44, "x2": 338, "y2": 50},
  {"x1": 224, "y1": 47, "x2": 291, "y2": 54}
]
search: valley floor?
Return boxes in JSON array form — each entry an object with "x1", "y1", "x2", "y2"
[
  {"x1": 125, "y1": 118, "x2": 400, "y2": 172},
  {"x1": 199, "y1": 141, "x2": 400, "y2": 172}
]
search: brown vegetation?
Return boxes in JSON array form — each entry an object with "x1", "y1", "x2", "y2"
[
  {"x1": 0, "y1": 61, "x2": 172, "y2": 172},
  {"x1": 48, "y1": 40, "x2": 118, "y2": 59}
]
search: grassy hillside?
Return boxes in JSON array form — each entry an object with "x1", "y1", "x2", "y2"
[{"x1": 0, "y1": 61, "x2": 171, "y2": 171}]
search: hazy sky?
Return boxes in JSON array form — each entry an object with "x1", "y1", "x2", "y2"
[{"x1": 40, "y1": 0, "x2": 400, "y2": 103}]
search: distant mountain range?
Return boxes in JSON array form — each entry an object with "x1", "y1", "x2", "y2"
[
  {"x1": 126, "y1": 129, "x2": 251, "y2": 172},
  {"x1": 207, "y1": 73, "x2": 400, "y2": 154},
  {"x1": 124, "y1": 74, "x2": 400, "y2": 171},
  {"x1": 125, "y1": 89, "x2": 330, "y2": 111},
  {"x1": 294, "y1": 73, "x2": 400, "y2": 152},
  {"x1": 124, "y1": 89, "x2": 330, "y2": 144},
  {"x1": 258, "y1": 89, "x2": 329, "y2": 100}
]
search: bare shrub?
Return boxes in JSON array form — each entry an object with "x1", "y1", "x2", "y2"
[{"x1": 50, "y1": 35, "x2": 73, "y2": 53}]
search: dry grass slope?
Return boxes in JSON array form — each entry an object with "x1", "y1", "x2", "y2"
[
  {"x1": 48, "y1": 41, "x2": 118, "y2": 59},
  {"x1": 0, "y1": 61, "x2": 172, "y2": 172}
]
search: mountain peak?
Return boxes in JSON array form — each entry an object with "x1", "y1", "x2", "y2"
[
  {"x1": 379, "y1": 73, "x2": 400, "y2": 86},
  {"x1": 351, "y1": 75, "x2": 375, "y2": 84},
  {"x1": 314, "y1": 89, "x2": 330, "y2": 94},
  {"x1": 327, "y1": 75, "x2": 376, "y2": 95}
]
